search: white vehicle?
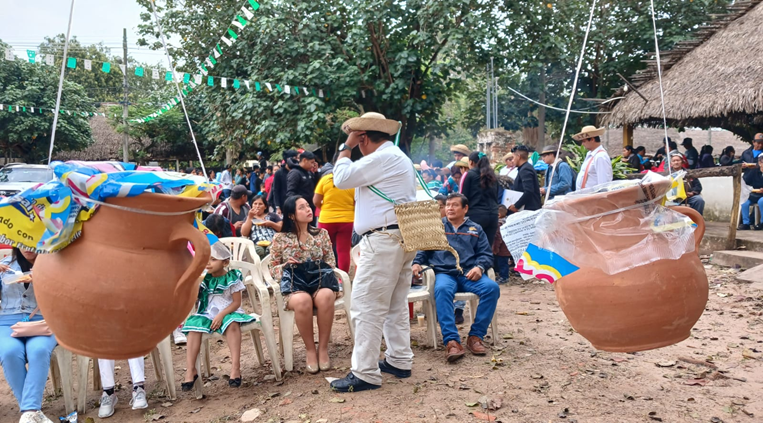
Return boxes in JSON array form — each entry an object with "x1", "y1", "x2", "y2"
[{"x1": 0, "y1": 164, "x2": 54, "y2": 197}]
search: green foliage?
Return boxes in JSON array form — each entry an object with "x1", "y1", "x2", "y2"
[
  {"x1": 564, "y1": 141, "x2": 633, "y2": 180},
  {"x1": 0, "y1": 40, "x2": 94, "y2": 163}
]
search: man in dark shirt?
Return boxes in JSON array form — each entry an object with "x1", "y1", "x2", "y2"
[
  {"x1": 213, "y1": 185, "x2": 251, "y2": 236},
  {"x1": 268, "y1": 150, "x2": 298, "y2": 214},
  {"x1": 507, "y1": 146, "x2": 541, "y2": 212},
  {"x1": 286, "y1": 151, "x2": 318, "y2": 211},
  {"x1": 682, "y1": 138, "x2": 699, "y2": 169}
]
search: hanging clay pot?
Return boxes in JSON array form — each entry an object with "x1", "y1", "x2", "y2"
[
  {"x1": 548, "y1": 179, "x2": 708, "y2": 352},
  {"x1": 33, "y1": 192, "x2": 212, "y2": 359}
]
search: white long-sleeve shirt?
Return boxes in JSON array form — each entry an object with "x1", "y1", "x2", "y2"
[
  {"x1": 576, "y1": 144, "x2": 612, "y2": 190},
  {"x1": 220, "y1": 169, "x2": 233, "y2": 190},
  {"x1": 333, "y1": 142, "x2": 416, "y2": 235}
]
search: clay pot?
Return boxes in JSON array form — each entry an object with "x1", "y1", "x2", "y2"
[
  {"x1": 550, "y1": 181, "x2": 708, "y2": 352},
  {"x1": 34, "y1": 192, "x2": 212, "y2": 359}
]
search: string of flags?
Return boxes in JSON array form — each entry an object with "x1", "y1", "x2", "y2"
[{"x1": 0, "y1": 103, "x2": 109, "y2": 118}]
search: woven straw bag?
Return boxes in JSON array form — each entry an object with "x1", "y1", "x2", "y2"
[{"x1": 370, "y1": 169, "x2": 461, "y2": 271}]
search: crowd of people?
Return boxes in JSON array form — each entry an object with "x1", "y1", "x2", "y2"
[{"x1": 6, "y1": 119, "x2": 763, "y2": 422}]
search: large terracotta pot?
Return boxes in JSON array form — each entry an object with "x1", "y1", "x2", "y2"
[
  {"x1": 34, "y1": 192, "x2": 212, "y2": 359},
  {"x1": 549, "y1": 180, "x2": 708, "y2": 352}
]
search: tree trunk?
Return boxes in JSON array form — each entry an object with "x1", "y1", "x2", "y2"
[
  {"x1": 428, "y1": 137, "x2": 436, "y2": 163},
  {"x1": 538, "y1": 66, "x2": 546, "y2": 148}
]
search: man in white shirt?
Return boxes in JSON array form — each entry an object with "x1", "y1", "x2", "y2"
[
  {"x1": 573, "y1": 125, "x2": 613, "y2": 190},
  {"x1": 330, "y1": 112, "x2": 417, "y2": 392},
  {"x1": 220, "y1": 164, "x2": 234, "y2": 199}
]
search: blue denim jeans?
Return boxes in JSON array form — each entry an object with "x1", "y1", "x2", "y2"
[
  {"x1": 0, "y1": 314, "x2": 57, "y2": 411},
  {"x1": 742, "y1": 196, "x2": 763, "y2": 224},
  {"x1": 494, "y1": 255, "x2": 510, "y2": 280},
  {"x1": 433, "y1": 273, "x2": 500, "y2": 345}
]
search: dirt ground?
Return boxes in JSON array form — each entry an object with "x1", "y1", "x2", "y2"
[{"x1": 2, "y1": 263, "x2": 762, "y2": 423}]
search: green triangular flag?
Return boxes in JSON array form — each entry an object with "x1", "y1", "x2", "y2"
[
  {"x1": 182, "y1": 88, "x2": 188, "y2": 96},
  {"x1": 255, "y1": 82, "x2": 261, "y2": 91},
  {"x1": 216, "y1": 44, "x2": 223, "y2": 55},
  {"x1": 236, "y1": 15, "x2": 248, "y2": 27},
  {"x1": 22, "y1": 107, "x2": 26, "y2": 112},
  {"x1": 183, "y1": 73, "x2": 190, "y2": 83},
  {"x1": 26, "y1": 50, "x2": 36, "y2": 64},
  {"x1": 208, "y1": 76, "x2": 214, "y2": 86},
  {"x1": 208, "y1": 55, "x2": 217, "y2": 65},
  {"x1": 248, "y1": 0, "x2": 260, "y2": 11},
  {"x1": 102, "y1": 62, "x2": 111, "y2": 73},
  {"x1": 233, "y1": 79, "x2": 240, "y2": 89},
  {"x1": 135, "y1": 67, "x2": 144, "y2": 77},
  {"x1": 165, "y1": 71, "x2": 172, "y2": 81},
  {"x1": 66, "y1": 57, "x2": 76, "y2": 69},
  {"x1": 312, "y1": 88, "x2": 317, "y2": 96},
  {"x1": 275, "y1": 84, "x2": 282, "y2": 92},
  {"x1": 227, "y1": 28, "x2": 238, "y2": 40}
]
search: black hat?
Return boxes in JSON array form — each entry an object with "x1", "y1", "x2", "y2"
[
  {"x1": 230, "y1": 185, "x2": 252, "y2": 200},
  {"x1": 681, "y1": 138, "x2": 693, "y2": 146}
]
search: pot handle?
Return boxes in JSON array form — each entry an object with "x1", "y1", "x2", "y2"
[
  {"x1": 170, "y1": 222, "x2": 211, "y2": 297},
  {"x1": 669, "y1": 205, "x2": 705, "y2": 251}
]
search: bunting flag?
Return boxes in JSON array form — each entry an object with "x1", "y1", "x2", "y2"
[
  {"x1": 0, "y1": 102, "x2": 112, "y2": 118},
  {"x1": 102, "y1": 62, "x2": 110, "y2": 73},
  {"x1": 135, "y1": 67, "x2": 144, "y2": 77},
  {"x1": 152, "y1": 69, "x2": 160, "y2": 80},
  {"x1": 4, "y1": 48, "x2": 13, "y2": 61},
  {"x1": 66, "y1": 57, "x2": 76, "y2": 69},
  {"x1": 26, "y1": 50, "x2": 35, "y2": 64},
  {"x1": 45, "y1": 54, "x2": 54, "y2": 66},
  {"x1": 84, "y1": 59, "x2": 92, "y2": 70}
]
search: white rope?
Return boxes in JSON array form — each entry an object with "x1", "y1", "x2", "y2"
[
  {"x1": 71, "y1": 193, "x2": 210, "y2": 216},
  {"x1": 544, "y1": 0, "x2": 598, "y2": 204},
  {"x1": 503, "y1": 84, "x2": 613, "y2": 115},
  {"x1": 46, "y1": 0, "x2": 77, "y2": 165},
  {"x1": 148, "y1": 0, "x2": 208, "y2": 179},
  {"x1": 650, "y1": 0, "x2": 671, "y2": 168}
]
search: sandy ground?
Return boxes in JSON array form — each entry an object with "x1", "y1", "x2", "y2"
[{"x1": 1, "y1": 264, "x2": 762, "y2": 423}]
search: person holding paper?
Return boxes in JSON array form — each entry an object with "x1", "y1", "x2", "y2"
[{"x1": 507, "y1": 146, "x2": 541, "y2": 212}]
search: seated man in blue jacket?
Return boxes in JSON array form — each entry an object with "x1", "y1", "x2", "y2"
[
  {"x1": 411, "y1": 193, "x2": 500, "y2": 362},
  {"x1": 538, "y1": 145, "x2": 573, "y2": 200}
]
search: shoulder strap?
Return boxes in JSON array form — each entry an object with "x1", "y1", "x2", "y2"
[
  {"x1": 369, "y1": 163, "x2": 432, "y2": 204},
  {"x1": 581, "y1": 150, "x2": 607, "y2": 188}
]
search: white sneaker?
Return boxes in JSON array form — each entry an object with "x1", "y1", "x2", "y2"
[
  {"x1": 173, "y1": 328, "x2": 187, "y2": 345},
  {"x1": 98, "y1": 391, "x2": 118, "y2": 418},
  {"x1": 131, "y1": 387, "x2": 148, "y2": 410},
  {"x1": 19, "y1": 411, "x2": 54, "y2": 423}
]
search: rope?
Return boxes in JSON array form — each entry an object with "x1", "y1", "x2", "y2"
[
  {"x1": 46, "y1": 0, "x2": 77, "y2": 165},
  {"x1": 543, "y1": 0, "x2": 598, "y2": 204},
  {"x1": 650, "y1": 0, "x2": 671, "y2": 167},
  {"x1": 149, "y1": 0, "x2": 208, "y2": 179},
  {"x1": 503, "y1": 84, "x2": 612, "y2": 115},
  {"x1": 71, "y1": 193, "x2": 210, "y2": 216}
]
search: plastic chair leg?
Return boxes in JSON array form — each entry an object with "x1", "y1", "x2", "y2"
[
  {"x1": 201, "y1": 339, "x2": 212, "y2": 378},
  {"x1": 53, "y1": 347, "x2": 75, "y2": 414},
  {"x1": 490, "y1": 314, "x2": 499, "y2": 345},
  {"x1": 259, "y1": 325, "x2": 283, "y2": 381},
  {"x1": 76, "y1": 356, "x2": 91, "y2": 414},
  {"x1": 193, "y1": 355, "x2": 204, "y2": 400},
  {"x1": 92, "y1": 359, "x2": 101, "y2": 391},
  {"x1": 50, "y1": 354, "x2": 61, "y2": 395},
  {"x1": 469, "y1": 299, "x2": 478, "y2": 325},
  {"x1": 156, "y1": 337, "x2": 177, "y2": 400},
  {"x1": 150, "y1": 348, "x2": 163, "y2": 382},
  {"x1": 426, "y1": 300, "x2": 438, "y2": 349},
  {"x1": 280, "y1": 312, "x2": 295, "y2": 372},
  {"x1": 251, "y1": 331, "x2": 265, "y2": 367}
]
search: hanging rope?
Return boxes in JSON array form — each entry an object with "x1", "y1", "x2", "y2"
[
  {"x1": 149, "y1": 0, "x2": 208, "y2": 179},
  {"x1": 502, "y1": 84, "x2": 614, "y2": 115},
  {"x1": 46, "y1": 0, "x2": 77, "y2": 165},
  {"x1": 543, "y1": 0, "x2": 598, "y2": 204},
  {"x1": 650, "y1": 0, "x2": 672, "y2": 166}
]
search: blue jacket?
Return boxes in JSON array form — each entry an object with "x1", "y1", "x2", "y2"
[
  {"x1": 413, "y1": 217, "x2": 494, "y2": 277},
  {"x1": 0, "y1": 256, "x2": 40, "y2": 316},
  {"x1": 544, "y1": 161, "x2": 573, "y2": 199}
]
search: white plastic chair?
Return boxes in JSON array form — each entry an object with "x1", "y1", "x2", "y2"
[
  {"x1": 350, "y1": 245, "x2": 438, "y2": 348},
  {"x1": 260, "y1": 255, "x2": 353, "y2": 372},
  {"x1": 219, "y1": 237, "x2": 260, "y2": 265},
  {"x1": 49, "y1": 346, "x2": 75, "y2": 414},
  {"x1": 192, "y1": 260, "x2": 282, "y2": 398},
  {"x1": 424, "y1": 268, "x2": 499, "y2": 349},
  {"x1": 76, "y1": 337, "x2": 176, "y2": 413}
]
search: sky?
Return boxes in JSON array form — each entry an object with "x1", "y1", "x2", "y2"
[{"x1": 0, "y1": 0, "x2": 174, "y2": 66}]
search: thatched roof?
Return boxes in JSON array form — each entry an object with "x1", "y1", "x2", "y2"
[{"x1": 601, "y1": 0, "x2": 763, "y2": 139}]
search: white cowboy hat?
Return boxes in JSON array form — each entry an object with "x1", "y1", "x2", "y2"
[
  {"x1": 341, "y1": 112, "x2": 400, "y2": 136},
  {"x1": 572, "y1": 125, "x2": 606, "y2": 141}
]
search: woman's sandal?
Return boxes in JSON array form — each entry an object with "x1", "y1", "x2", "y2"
[
  {"x1": 228, "y1": 377, "x2": 242, "y2": 388},
  {"x1": 181, "y1": 374, "x2": 198, "y2": 392}
]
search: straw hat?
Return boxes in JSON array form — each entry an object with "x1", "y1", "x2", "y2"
[
  {"x1": 540, "y1": 145, "x2": 559, "y2": 155},
  {"x1": 413, "y1": 164, "x2": 422, "y2": 171},
  {"x1": 341, "y1": 112, "x2": 400, "y2": 135},
  {"x1": 501, "y1": 152, "x2": 514, "y2": 161},
  {"x1": 455, "y1": 158, "x2": 470, "y2": 168},
  {"x1": 450, "y1": 144, "x2": 471, "y2": 156},
  {"x1": 571, "y1": 125, "x2": 605, "y2": 141}
]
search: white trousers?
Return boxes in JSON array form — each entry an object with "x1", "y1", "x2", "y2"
[
  {"x1": 350, "y1": 230, "x2": 415, "y2": 385},
  {"x1": 98, "y1": 358, "x2": 145, "y2": 389}
]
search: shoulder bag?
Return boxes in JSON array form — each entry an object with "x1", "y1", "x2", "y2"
[{"x1": 11, "y1": 307, "x2": 53, "y2": 338}]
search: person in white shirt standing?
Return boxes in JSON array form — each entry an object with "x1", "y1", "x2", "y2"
[
  {"x1": 573, "y1": 125, "x2": 613, "y2": 190},
  {"x1": 330, "y1": 112, "x2": 417, "y2": 392},
  {"x1": 220, "y1": 164, "x2": 234, "y2": 199}
]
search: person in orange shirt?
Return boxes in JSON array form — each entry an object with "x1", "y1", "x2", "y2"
[{"x1": 313, "y1": 166, "x2": 355, "y2": 272}]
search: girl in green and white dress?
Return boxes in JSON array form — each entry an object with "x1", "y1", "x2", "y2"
[{"x1": 181, "y1": 243, "x2": 255, "y2": 390}]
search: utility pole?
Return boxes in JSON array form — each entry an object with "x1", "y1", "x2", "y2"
[
  {"x1": 491, "y1": 57, "x2": 497, "y2": 129},
  {"x1": 122, "y1": 28, "x2": 129, "y2": 163},
  {"x1": 486, "y1": 63, "x2": 491, "y2": 129}
]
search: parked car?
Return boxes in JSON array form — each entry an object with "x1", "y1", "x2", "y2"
[{"x1": 0, "y1": 164, "x2": 54, "y2": 197}]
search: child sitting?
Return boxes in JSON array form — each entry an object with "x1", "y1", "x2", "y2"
[
  {"x1": 493, "y1": 205, "x2": 511, "y2": 283},
  {"x1": 181, "y1": 243, "x2": 255, "y2": 390}
]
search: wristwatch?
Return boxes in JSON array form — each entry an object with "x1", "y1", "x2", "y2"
[{"x1": 338, "y1": 143, "x2": 350, "y2": 152}]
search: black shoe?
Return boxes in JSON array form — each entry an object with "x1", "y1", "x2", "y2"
[
  {"x1": 330, "y1": 372, "x2": 381, "y2": 392},
  {"x1": 228, "y1": 377, "x2": 241, "y2": 388},
  {"x1": 455, "y1": 308, "x2": 465, "y2": 325},
  {"x1": 181, "y1": 374, "x2": 198, "y2": 392},
  {"x1": 378, "y1": 359, "x2": 411, "y2": 378},
  {"x1": 739, "y1": 224, "x2": 751, "y2": 231},
  {"x1": 755, "y1": 224, "x2": 763, "y2": 231}
]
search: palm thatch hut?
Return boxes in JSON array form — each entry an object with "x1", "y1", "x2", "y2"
[{"x1": 601, "y1": 0, "x2": 763, "y2": 141}]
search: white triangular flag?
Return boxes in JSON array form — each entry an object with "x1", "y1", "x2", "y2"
[
  {"x1": 152, "y1": 69, "x2": 159, "y2": 79},
  {"x1": 15, "y1": 106, "x2": 19, "y2": 112},
  {"x1": 232, "y1": 20, "x2": 244, "y2": 30},
  {"x1": 45, "y1": 55, "x2": 54, "y2": 66},
  {"x1": 318, "y1": 89, "x2": 324, "y2": 98},
  {"x1": 119, "y1": 64, "x2": 126, "y2": 74},
  {"x1": 66, "y1": 111, "x2": 71, "y2": 115},
  {"x1": 221, "y1": 36, "x2": 232, "y2": 46},
  {"x1": 244, "y1": 80, "x2": 250, "y2": 89},
  {"x1": 265, "y1": 82, "x2": 272, "y2": 91},
  {"x1": 30, "y1": 107, "x2": 34, "y2": 113},
  {"x1": 205, "y1": 58, "x2": 214, "y2": 69},
  {"x1": 303, "y1": 87, "x2": 309, "y2": 95},
  {"x1": 5, "y1": 48, "x2": 14, "y2": 61},
  {"x1": 213, "y1": 48, "x2": 221, "y2": 59},
  {"x1": 361, "y1": 90, "x2": 366, "y2": 98},
  {"x1": 194, "y1": 75, "x2": 202, "y2": 85},
  {"x1": 284, "y1": 85, "x2": 290, "y2": 94},
  {"x1": 221, "y1": 78, "x2": 227, "y2": 88},
  {"x1": 200, "y1": 66, "x2": 208, "y2": 76},
  {"x1": 84, "y1": 59, "x2": 92, "y2": 70},
  {"x1": 241, "y1": 6, "x2": 254, "y2": 19}
]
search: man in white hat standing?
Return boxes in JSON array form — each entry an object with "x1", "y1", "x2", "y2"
[
  {"x1": 573, "y1": 125, "x2": 613, "y2": 190},
  {"x1": 330, "y1": 112, "x2": 417, "y2": 392}
]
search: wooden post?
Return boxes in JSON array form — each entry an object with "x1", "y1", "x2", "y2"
[
  {"x1": 727, "y1": 166, "x2": 742, "y2": 250},
  {"x1": 623, "y1": 124, "x2": 634, "y2": 147}
]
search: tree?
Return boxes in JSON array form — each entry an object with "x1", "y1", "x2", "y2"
[{"x1": 0, "y1": 41, "x2": 95, "y2": 163}]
